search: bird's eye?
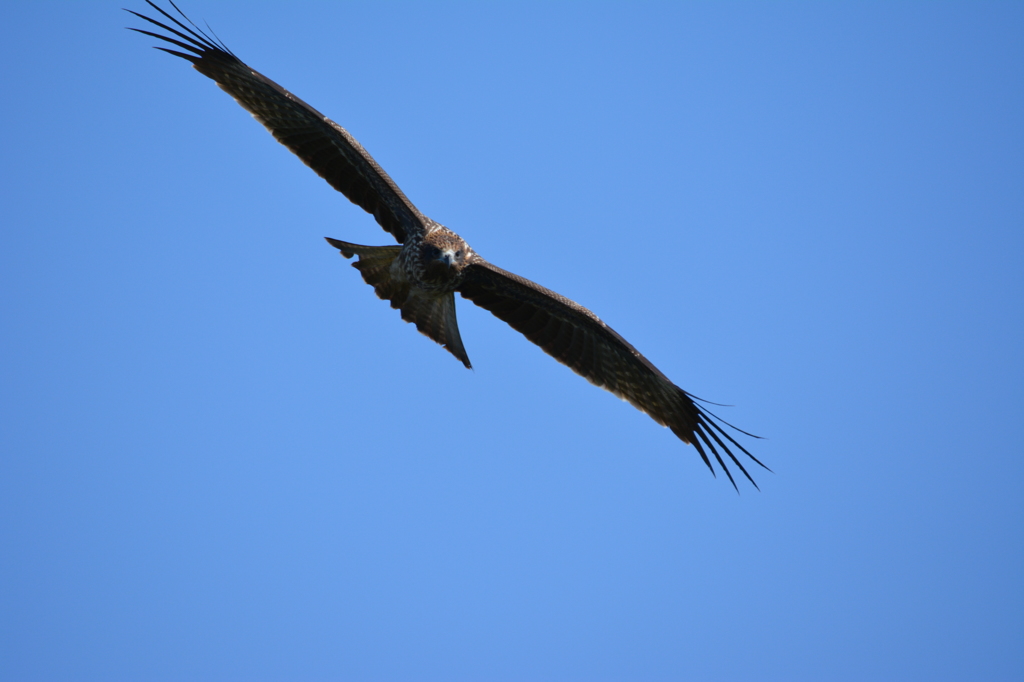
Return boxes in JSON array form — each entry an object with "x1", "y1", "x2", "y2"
[
  {"x1": 428, "y1": 246, "x2": 441, "y2": 257},
  {"x1": 455, "y1": 250, "x2": 463, "y2": 258}
]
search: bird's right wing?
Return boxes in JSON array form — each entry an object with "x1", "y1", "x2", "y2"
[
  {"x1": 458, "y1": 259, "x2": 767, "y2": 489},
  {"x1": 128, "y1": 1, "x2": 426, "y2": 244}
]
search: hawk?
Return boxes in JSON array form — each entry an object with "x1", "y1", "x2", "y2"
[{"x1": 129, "y1": 1, "x2": 769, "y2": 489}]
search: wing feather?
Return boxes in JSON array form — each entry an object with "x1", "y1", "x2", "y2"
[
  {"x1": 127, "y1": 1, "x2": 425, "y2": 244},
  {"x1": 458, "y1": 259, "x2": 768, "y2": 489}
]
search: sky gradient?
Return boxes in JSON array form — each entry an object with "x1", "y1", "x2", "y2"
[{"x1": 2, "y1": 2, "x2": 1022, "y2": 680}]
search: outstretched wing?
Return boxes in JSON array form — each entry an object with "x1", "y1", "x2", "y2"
[
  {"x1": 458, "y1": 259, "x2": 768, "y2": 490},
  {"x1": 127, "y1": 1, "x2": 426, "y2": 244}
]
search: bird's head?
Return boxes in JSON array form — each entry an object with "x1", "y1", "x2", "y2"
[{"x1": 420, "y1": 229, "x2": 472, "y2": 282}]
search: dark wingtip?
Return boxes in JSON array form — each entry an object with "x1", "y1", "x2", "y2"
[
  {"x1": 681, "y1": 396, "x2": 767, "y2": 492},
  {"x1": 126, "y1": 1, "x2": 235, "y2": 61}
]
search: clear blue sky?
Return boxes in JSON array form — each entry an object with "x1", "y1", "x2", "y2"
[{"x1": 2, "y1": 2, "x2": 1022, "y2": 680}]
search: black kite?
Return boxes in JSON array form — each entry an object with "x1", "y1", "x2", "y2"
[{"x1": 128, "y1": 1, "x2": 768, "y2": 489}]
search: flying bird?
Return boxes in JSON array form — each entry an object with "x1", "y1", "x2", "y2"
[{"x1": 128, "y1": 1, "x2": 768, "y2": 489}]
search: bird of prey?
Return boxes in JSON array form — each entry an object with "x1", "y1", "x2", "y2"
[{"x1": 128, "y1": 1, "x2": 768, "y2": 489}]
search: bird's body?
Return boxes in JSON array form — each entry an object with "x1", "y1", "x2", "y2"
[
  {"x1": 129, "y1": 1, "x2": 768, "y2": 489},
  {"x1": 330, "y1": 221, "x2": 477, "y2": 369}
]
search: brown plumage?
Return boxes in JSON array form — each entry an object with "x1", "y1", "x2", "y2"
[{"x1": 129, "y1": 1, "x2": 769, "y2": 489}]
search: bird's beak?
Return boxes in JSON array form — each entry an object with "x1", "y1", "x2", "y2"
[{"x1": 441, "y1": 250, "x2": 456, "y2": 269}]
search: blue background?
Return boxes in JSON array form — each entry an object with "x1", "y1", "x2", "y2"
[{"x1": 2, "y1": 2, "x2": 1022, "y2": 680}]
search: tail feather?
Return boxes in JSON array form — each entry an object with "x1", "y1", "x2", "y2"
[{"x1": 399, "y1": 291, "x2": 471, "y2": 369}]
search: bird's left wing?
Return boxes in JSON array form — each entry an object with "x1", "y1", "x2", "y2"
[
  {"x1": 127, "y1": 1, "x2": 426, "y2": 244},
  {"x1": 458, "y1": 259, "x2": 767, "y2": 489}
]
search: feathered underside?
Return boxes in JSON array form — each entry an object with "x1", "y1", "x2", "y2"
[{"x1": 126, "y1": 0, "x2": 425, "y2": 244}]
